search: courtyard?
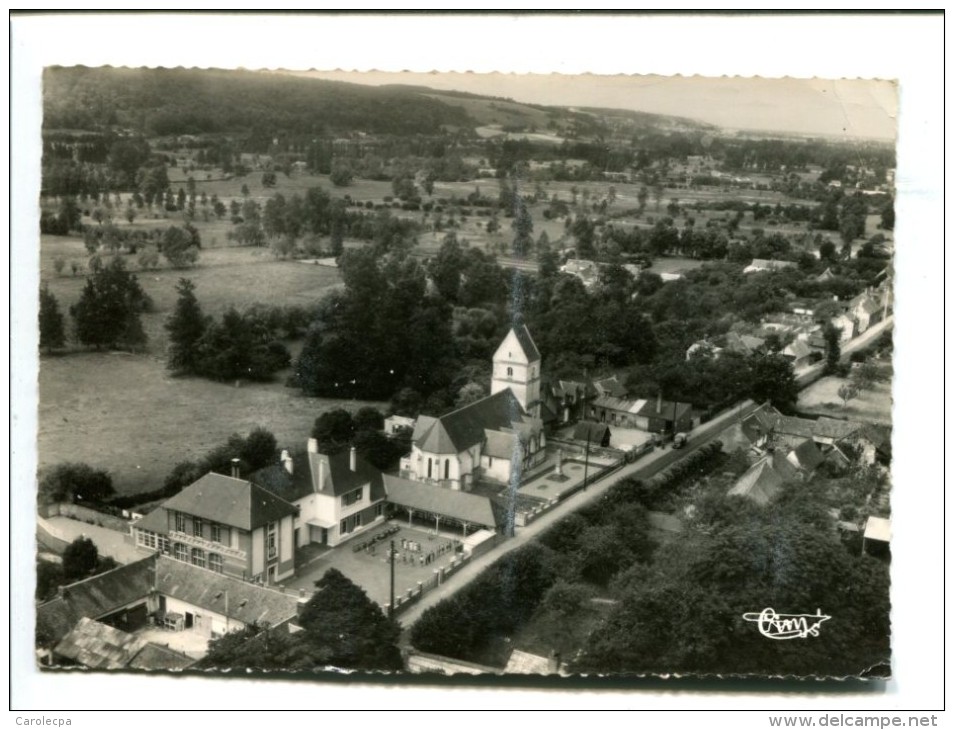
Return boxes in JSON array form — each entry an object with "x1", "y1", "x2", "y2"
[{"x1": 281, "y1": 522, "x2": 464, "y2": 608}]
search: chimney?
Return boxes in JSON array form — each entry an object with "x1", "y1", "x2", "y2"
[
  {"x1": 349, "y1": 446, "x2": 357, "y2": 472},
  {"x1": 281, "y1": 449, "x2": 293, "y2": 475},
  {"x1": 307, "y1": 437, "x2": 319, "y2": 454},
  {"x1": 656, "y1": 392, "x2": 663, "y2": 414},
  {"x1": 548, "y1": 650, "x2": 561, "y2": 674},
  {"x1": 230, "y1": 458, "x2": 240, "y2": 479},
  {"x1": 317, "y1": 456, "x2": 325, "y2": 492}
]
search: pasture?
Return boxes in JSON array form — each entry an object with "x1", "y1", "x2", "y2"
[
  {"x1": 797, "y1": 366, "x2": 893, "y2": 425},
  {"x1": 38, "y1": 351, "x2": 382, "y2": 498},
  {"x1": 37, "y1": 233, "x2": 355, "y2": 499}
]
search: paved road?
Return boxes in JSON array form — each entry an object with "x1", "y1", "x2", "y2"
[
  {"x1": 397, "y1": 399, "x2": 757, "y2": 629},
  {"x1": 794, "y1": 316, "x2": 893, "y2": 387},
  {"x1": 37, "y1": 515, "x2": 142, "y2": 565}
]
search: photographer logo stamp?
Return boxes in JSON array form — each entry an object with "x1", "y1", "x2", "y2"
[{"x1": 743, "y1": 608, "x2": 831, "y2": 640}]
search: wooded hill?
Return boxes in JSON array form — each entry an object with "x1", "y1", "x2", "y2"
[{"x1": 42, "y1": 66, "x2": 713, "y2": 140}]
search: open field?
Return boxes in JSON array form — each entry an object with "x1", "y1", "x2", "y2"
[
  {"x1": 38, "y1": 351, "x2": 384, "y2": 497},
  {"x1": 38, "y1": 234, "x2": 359, "y2": 499},
  {"x1": 41, "y1": 237, "x2": 343, "y2": 352},
  {"x1": 797, "y1": 368, "x2": 893, "y2": 425}
]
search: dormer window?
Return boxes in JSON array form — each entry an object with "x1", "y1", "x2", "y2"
[{"x1": 343, "y1": 487, "x2": 363, "y2": 506}]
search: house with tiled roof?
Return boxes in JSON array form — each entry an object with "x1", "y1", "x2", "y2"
[
  {"x1": 590, "y1": 393, "x2": 693, "y2": 434},
  {"x1": 38, "y1": 554, "x2": 301, "y2": 667},
  {"x1": 743, "y1": 258, "x2": 797, "y2": 274},
  {"x1": 782, "y1": 339, "x2": 814, "y2": 369},
  {"x1": 132, "y1": 468, "x2": 298, "y2": 584},
  {"x1": 727, "y1": 456, "x2": 786, "y2": 506},
  {"x1": 252, "y1": 442, "x2": 388, "y2": 548},
  {"x1": 849, "y1": 290, "x2": 885, "y2": 333}
]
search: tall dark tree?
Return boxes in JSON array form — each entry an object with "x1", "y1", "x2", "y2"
[
  {"x1": 37, "y1": 462, "x2": 115, "y2": 507},
  {"x1": 70, "y1": 257, "x2": 149, "y2": 351},
  {"x1": 511, "y1": 200, "x2": 534, "y2": 257},
  {"x1": 241, "y1": 427, "x2": 278, "y2": 471},
  {"x1": 39, "y1": 285, "x2": 66, "y2": 353},
  {"x1": 62, "y1": 537, "x2": 100, "y2": 581},
  {"x1": 165, "y1": 278, "x2": 207, "y2": 374},
  {"x1": 823, "y1": 322, "x2": 842, "y2": 374},
  {"x1": 297, "y1": 568, "x2": 403, "y2": 671},
  {"x1": 428, "y1": 233, "x2": 464, "y2": 303},
  {"x1": 748, "y1": 354, "x2": 798, "y2": 412}
]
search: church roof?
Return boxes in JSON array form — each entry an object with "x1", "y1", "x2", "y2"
[
  {"x1": 414, "y1": 389, "x2": 528, "y2": 454},
  {"x1": 511, "y1": 325, "x2": 541, "y2": 362}
]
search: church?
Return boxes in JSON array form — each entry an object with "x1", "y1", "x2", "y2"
[{"x1": 399, "y1": 325, "x2": 547, "y2": 490}]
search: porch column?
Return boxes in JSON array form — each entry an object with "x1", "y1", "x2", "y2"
[
  {"x1": 408, "y1": 508, "x2": 414, "y2": 528},
  {"x1": 462, "y1": 521, "x2": 469, "y2": 538},
  {"x1": 435, "y1": 515, "x2": 441, "y2": 535}
]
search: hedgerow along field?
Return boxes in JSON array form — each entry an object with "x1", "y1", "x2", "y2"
[{"x1": 37, "y1": 229, "x2": 361, "y2": 499}]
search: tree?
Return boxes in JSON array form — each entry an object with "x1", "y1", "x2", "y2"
[
  {"x1": 297, "y1": 568, "x2": 403, "y2": 670},
  {"x1": 162, "y1": 225, "x2": 200, "y2": 268},
  {"x1": 165, "y1": 278, "x2": 207, "y2": 374},
  {"x1": 427, "y1": 233, "x2": 464, "y2": 303},
  {"x1": 71, "y1": 257, "x2": 149, "y2": 351},
  {"x1": 312, "y1": 409, "x2": 355, "y2": 451},
  {"x1": 37, "y1": 463, "x2": 115, "y2": 507},
  {"x1": 851, "y1": 361, "x2": 885, "y2": 392},
  {"x1": 261, "y1": 171, "x2": 277, "y2": 187},
  {"x1": 329, "y1": 164, "x2": 353, "y2": 187},
  {"x1": 39, "y1": 285, "x2": 66, "y2": 353},
  {"x1": 455, "y1": 381, "x2": 486, "y2": 409},
  {"x1": 637, "y1": 186, "x2": 649, "y2": 214},
  {"x1": 818, "y1": 239, "x2": 837, "y2": 262},
  {"x1": 241, "y1": 426, "x2": 277, "y2": 471},
  {"x1": 511, "y1": 200, "x2": 534, "y2": 257},
  {"x1": 838, "y1": 382, "x2": 859, "y2": 407},
  {"x1": 747, "y1": 354, "x2": 798, "y2": 412},
  {"x1": 823, "y1": 322, "x2": 842, "y2": 374},
  {"x1": 353, "y1": 406, "x2": 384, "y2": 434},
  {"x1": 62, "y1": 537, "x2": 100, "y2": 581}
]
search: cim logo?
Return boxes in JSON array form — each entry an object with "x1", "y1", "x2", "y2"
[{"x1": 742, "y1": 608, "x2": 831, "y2": 640}]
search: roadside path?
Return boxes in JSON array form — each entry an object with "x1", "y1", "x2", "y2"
[{"x1": 36, "y1": 515, "x2": 141, "y2": 565}]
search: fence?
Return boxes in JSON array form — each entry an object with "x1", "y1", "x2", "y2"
[
  {"x1": 385, "y1": 550, "x2": 475, "y2": 617},
  {"x1": 39, "y1": 502, "x2": 132, "y2": 534}
]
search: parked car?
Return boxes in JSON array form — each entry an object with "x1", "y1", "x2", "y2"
[{"x1": 672, "y1": 432, "x2": 689, "y2": 449}]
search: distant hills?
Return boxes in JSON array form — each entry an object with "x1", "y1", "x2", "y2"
[{"x1": 42, "y1": 66, "x2": 714, "y2": 140}]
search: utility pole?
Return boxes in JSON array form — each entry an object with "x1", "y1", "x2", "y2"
[
  {"x1": 388, "y1": 539, "x2": 396, "y2": 619},
  {"x1": 582, "y1": 428, "x2": 591, "y2": 491}
]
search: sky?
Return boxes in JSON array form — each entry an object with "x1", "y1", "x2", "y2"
[{"x1": 299, "y1": 70, "x2": 898, "y2": 141}]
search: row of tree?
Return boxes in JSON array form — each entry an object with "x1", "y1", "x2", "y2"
[{"x1": 165, "y1": 279, "x2": 291, "y2": 382}]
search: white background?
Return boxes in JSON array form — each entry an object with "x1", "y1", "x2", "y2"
[{"x1": 7, "y1": 11, "x2": 946, "y2": 721}]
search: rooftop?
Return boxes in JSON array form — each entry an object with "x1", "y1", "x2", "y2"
[{"x1": 160, "y1": 472, "x2": 298, "y2": 531}]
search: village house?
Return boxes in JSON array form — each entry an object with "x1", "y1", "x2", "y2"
[
  {"x1": 849, "y1": 291, "x2": 885, "y2": 333},
  {"x1": 782, "y1": 339, "x2": 814, "y2": 370},
  {"x1": 589, "y1": 392, "x2": 693, "y2": 434},
  {"x1": 743, "y1": 258, "x2": 797, "y2": 275},
  {"x1": 250, "y1": 443, "x2": 388, "y2": 549},
  {"x1": 132, "y1": 466, "x2": 298, "y2": 585},
  {"x1": 560, "y1": 259, "x2": 600, "y2": 289},
  {"x1": 37, "y1": 553, "x2": 302, "y2": 667}
]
